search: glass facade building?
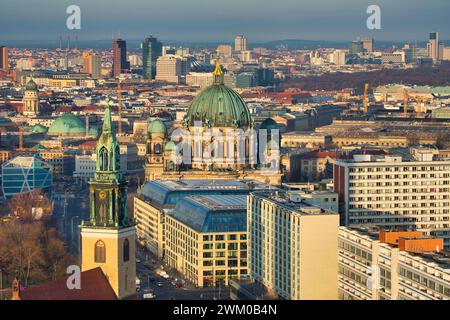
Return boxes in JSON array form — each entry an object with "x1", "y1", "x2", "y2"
[
  {"x1": 141, "y1": 36, "x2": 162, "y2": 80},
  {"x1": 1, "y1": 156, "x2": 53, "y2": 199}
]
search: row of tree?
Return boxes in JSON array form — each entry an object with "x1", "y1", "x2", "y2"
[{"x1": 0, "y1": 190, "x2": 73, "y2": 289}]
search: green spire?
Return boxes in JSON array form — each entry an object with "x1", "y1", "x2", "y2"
[
  {"x1": 95, "y1": 97, "x2": 121, "y2": 179},
  {"x1": 102, "y1": 97, "x2": 113, "y2": 134}
]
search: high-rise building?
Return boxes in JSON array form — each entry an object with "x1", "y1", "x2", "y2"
[
  {"x1": 334, "y1": 154, "x2": 450, "y2": 249},
  {"x1": 155, "y1": 55, "x2": 181, "y2": 83},
  {"x1": 235, "y1": 35, "x2": 248, "y2": 52},
  {"x1": 339, "y1": 227, "x2": 450, "y2": 300},
  {"x1": 82, "y1": 51, "x2": 101, "y2": 79},
  {"x1": 0, "y1": 46, "x2": 8, "y2": 70},
  {"x1": 427, "y1": 32, "x2": 443, "y2": 61},
  {"x1": 362, "y1": 37, "x2": 374, "y2": 53},
  {"x1": 248, "y1": 190, "x2": 339, "y2": 300},
  {"x1": 330, "y1": 49, "x2": 347, "y2": 66},
  {"x1": 217, "y1": 44, "x2": 233, "y2": 58},
  {"x1": 141, "y1": 36, "x2": 162, "y2": 80},
  {"x1": 112, "y1": 38, "x2": 130, "y2": 77},
  {"x1": 80, "y1": 99, "x2": 136, "y2": 299},
  {"x1": 349, "y1": 40, "x2": 364, "y2": 55}
]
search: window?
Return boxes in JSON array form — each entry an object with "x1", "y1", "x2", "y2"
[
  {"x1": 123, "y1": 239, "x2": 130, "y2": 262},
  {"x1": 95, "y1": 240, "x2": 106, "y2": 263}
]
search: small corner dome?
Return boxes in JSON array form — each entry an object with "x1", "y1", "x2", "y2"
[
  {"x1": 164, "y1": 141, "x2": 177, "y2": 152},
  {"x1": 148, "y1": 118, "x2": 167, "y2": 134},
  {"x1": 260, "y1": 118, "x2": 278, "y2": 131},
  {"x1": 25, "y1": 78, "x2": 38, "y2": 91}
]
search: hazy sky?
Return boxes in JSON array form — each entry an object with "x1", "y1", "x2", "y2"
[{"x1": 0, "y1": 0, "x2": 449, "y2": 42}]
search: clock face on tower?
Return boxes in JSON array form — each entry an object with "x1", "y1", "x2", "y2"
[{"x1": 99, "y1": 190, "x2": 107, "y2": 200}]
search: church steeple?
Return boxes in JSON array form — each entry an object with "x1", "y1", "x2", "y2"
[{"x1": 95, "y1": 97, "x2": 121, "y2": 181}]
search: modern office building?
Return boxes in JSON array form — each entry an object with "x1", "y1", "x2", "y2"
[
  {"x1": 256, "y1": 67, "x2": 275, "y2": 86},
  {"x1": 1, "y1": 156, "x2": 53, "y2": 199},
  {"x1": 165, "y1": 194, "x2": 249, "y2": 287},
  {"x1": 112, "y1": 38, "x2": 130, "y2": 77},
  {"x1": 427, "y1": 32, "x2": 440, "y2": 61},
  {"x1": 349, "y1": 40, "x2": 364, "y2": 55},
  {"x1": 217, "y1": 45, "x2": 233, "y2": 58},
  {"x1": 248, "y1": 190, "x2": 339, "y2": 300},
  {"x1": 362, "y1": 37, "x2": 374, "y2": 53},
  {"x1": 82, "y1": 51, "x2": 101, "y2": 79},
  {"x1": 155, "y1": 55, "x2": 182, "y2": 83},
  {"x1": 330, "y1": 50, "x2": 347, "y2": 66},
  {"x1": 235, "y1": 35, "x2": 248, "y2": 52},
  {"x1": 334, "y1": 154, "x2": 450, "y2": 249},
  {"x1": 141, "y1": 36, "x2": 162, "y2": 80},
  {"x1": 134, "y1": 179, "x2": 268, "y2": 259},
  {"x1": 0, "y1": 46, "x2": 8, "y2": 70},
  {"x1": 339, "y1": 227, "x2": 450, "y2": 300}
]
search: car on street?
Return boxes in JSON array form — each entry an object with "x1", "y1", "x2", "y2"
[
  {"x1": 143, "y1": 293, "x2": 156, "y2": 299},
  {"x1": 157, "y1": 282, "x2": 164, "y2": 287}
]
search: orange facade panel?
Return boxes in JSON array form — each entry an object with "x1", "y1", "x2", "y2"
[
  {"x1": 398, "y1": 238, "x2": 443, "y2": 254},
  {"x1": 379, "y1": 231, "x2": 423, "y2": 245}
]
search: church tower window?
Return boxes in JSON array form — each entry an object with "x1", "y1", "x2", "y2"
[{"x1": 94, "y1": 240, "x2": 106, "y2": 263}]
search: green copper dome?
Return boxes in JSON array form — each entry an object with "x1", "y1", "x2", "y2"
[
  {"x1": 25, "y1": 78, "x2": 38, "y2": 91},
  {"x1": 164, "y1": 141, "x2": 176, "y2": 152},
  {"x1": 183, "y1": 58, "x2": 252, "y2": 129},
  {"x1": 184, "y1": 84, "x2": 252, "y2": 129},
  {"x1": 148, "y1": 118, "x2": 167, "y2": 134},
  {"x1": 48, "y1": 113, "x2": 85, "y2": 136},
  {"x1": 30, "y1": 124, "x2": 48, "y2": 134}
]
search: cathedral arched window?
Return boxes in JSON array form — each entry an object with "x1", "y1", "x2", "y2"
[
  {"x1": 94, "y1": 240, "x2": 106, "y2": 263},
  {"x1": 99, "y1": 147, "x2": 109, "y2": 171},
  {"x1": 123, "y1": 239, "x2": 130, "y2": 262}
]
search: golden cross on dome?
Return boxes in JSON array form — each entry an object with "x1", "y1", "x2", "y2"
[{"x1": 213, "y1": 48, "x2": 224, "y2": 84}]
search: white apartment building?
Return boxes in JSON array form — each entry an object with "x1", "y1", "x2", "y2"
[
  {"x1": 73, "y1": 154, "x2": 96, "y2": 181},
  {"x1": 334, "y1": 154, "x2": 450, "y2": 249},
  {"x1": 248, "y1": 191, "x2": 339, "y2": 300},
  {"x1": 339, "y1": 227, "x2": 450, "y2": 300},
  {"x1": 330, "y1": 50, "x2": 347, "y2": 66},
  {"x1": 155, "y1": 55, "x2": 182, "y2": 83},
  {"x1": 235, "y1": 35, "x2": 248, "y2": 52},
  {"x1": 186, "y1": 72, "x2": 214, "y2": 88}
]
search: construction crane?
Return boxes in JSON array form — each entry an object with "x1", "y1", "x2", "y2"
[
  {"x1": 117, "y1": 79, "x2": 123, "y2": 135},
  {"x1": 18, "y1": 126, "x2": 23, "y2": 150},
  {"x1": 403, "y1": 88, "x2": 409, "y2": 117},
  {"x1": 363, "y1": 83, "x2": 369, "y2": 114}
]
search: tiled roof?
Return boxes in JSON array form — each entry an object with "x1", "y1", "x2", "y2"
[{"x1": 20, "y1": 267, "x2": 118, "y2": 300}]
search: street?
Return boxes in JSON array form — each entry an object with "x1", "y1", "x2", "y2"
[{"x1": 135, "y1": 245, "x2": 231, "y2": 300}]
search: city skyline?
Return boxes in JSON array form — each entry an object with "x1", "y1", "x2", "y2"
[{"x1": 1, "y1": 0, "x2": 450, "y2": 42}]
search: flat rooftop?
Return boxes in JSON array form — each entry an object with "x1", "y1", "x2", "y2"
[{"x1": 252, "y1": 190, "x2": 336, "y2": 216}]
